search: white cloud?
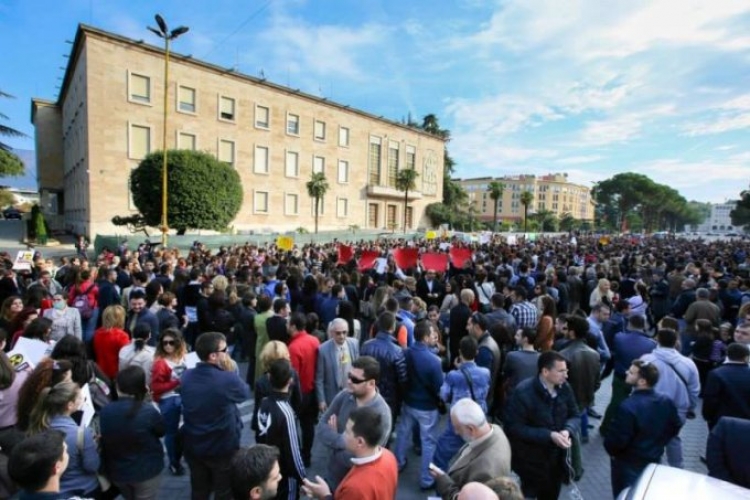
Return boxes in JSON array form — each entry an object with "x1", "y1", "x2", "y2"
[{"x1": 556, "y1": 155, "x2": 605, "y2": 165}]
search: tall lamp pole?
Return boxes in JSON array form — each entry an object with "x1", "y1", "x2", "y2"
[{"x1": 148, "y1": 14, "x2": 189, "y2": 248}]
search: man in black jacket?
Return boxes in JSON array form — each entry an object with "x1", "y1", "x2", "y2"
[
  {"x1": 255, "y1": 358, "x2": 306, "y2": 500},
  {"x1": 504, "y1": 351, "x2": 580, "y2": 500}
]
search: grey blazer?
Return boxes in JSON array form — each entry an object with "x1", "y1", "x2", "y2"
[
  {"x1": 435, "y1": 425, "x2": 512, "y2": 500},
  {"x1": 315, "y1": 337, "x2": 360, "y2": 406}
]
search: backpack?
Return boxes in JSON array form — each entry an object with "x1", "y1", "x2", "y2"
[{"x1": 72, "y1": 284, "x2": 95, "y2": 320}]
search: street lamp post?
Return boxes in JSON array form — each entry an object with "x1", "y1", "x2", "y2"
[{"x1": 148, "y1": 14, "x2": 189, "y2": 248}]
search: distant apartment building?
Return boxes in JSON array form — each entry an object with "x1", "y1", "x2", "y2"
[
  {"x1": 455, "y1": 173, "x2": 595, "y2": 226},
  {"x1": 694, "y1": 201, "x2": 739, "y2": 233},
  {"x1": 31, "y1": 25, "x2": 445, "y2": 237}
]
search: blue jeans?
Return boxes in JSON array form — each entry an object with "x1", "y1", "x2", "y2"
[
  {"x1": 82, "y1": 307, "x2": 99, "y2": 344},
  {"x1": 432, "y1": 418, "x2": 464, "y2": 472},
  {"x1": 611, "y1": 459, "x2": 646, "y2": 498},
  {"x1": 665, "y1": 434, "x2": 683, "y2": 468},
  {"x1": 394, "y1": 404, "x2": 440, "y2": 488},
  {"x1": 159, "y1": 395, "x2": 182, "y2": 467}
]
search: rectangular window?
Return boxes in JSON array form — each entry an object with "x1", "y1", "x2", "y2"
[
  {"x1": 368, "y1": 203, "x2": 379, "y2": 228},
  {"x1": 218, "y1": 139, "x2": 235, "y2": 165},
  {"x1": 254, "y1": 146, "x2": 269, "y2": 174},
  {"x1": 368, "y1": 136, "x2": 382, "y2": 185},
  {"x1": 254, "y1": 191, "x2": 269, "y2": 213},
  {"x1": 314, "y1": 120, "x2": 326, "y2": 141},
  {"x1": 179, "y1": 132, "x2": 196, "y2": 151},
  {"x1": 406, "y1": 146, "x2": 416, "y2": 171},
  {"x1": 255, "y1": 105, "x2": 270, "y2": 129},
  {"x1": 387, "y1": 141, "x2": 399, "y2": 187},
  {"x1": 129, "y1": 124, "x2": 150, "y2": 159},
  {"x1": 287, "y1": 113, "x2": 299, "y2": 135},
  {"x1": 337, "y1": 198, "x2": 348, "y2": 218},
  {"x1": 129, "y1": 73, "x2": 150, "y2": 104},
  {"x1": 339, "y1": 126, "x2": 350, "y2": 147},
  {"x1": 386, "y1": 205, "x2": 397, "y2": 229},
  {"x1": 285, "y1": 151, "x2": 299, "y2": 178},
  {"x1": 337, "y1": 160, "x2": 349, "y2": 184},
  {"x1": 219, "y1": 96, "x2": 235, "y2": 121},
  {"x1": 313, "y1": 156, "x2": 325, "y2": 174},
  {"x1": 285, "y1": 193, "x2": 299, "y2": 215},
  {"x1": 178, "y1": 85, "x2": 196, "y2": 113}
]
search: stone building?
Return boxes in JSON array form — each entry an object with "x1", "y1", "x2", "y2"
[
  {"x1": 455, "y1": 173, "x2": 595, "y2": 227},
  {"x1": 32, "y1": 24, "x2": 445, "y2": 237}
]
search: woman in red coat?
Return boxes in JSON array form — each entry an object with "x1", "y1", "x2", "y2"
[{"x1": 92, "y1": 305, "x2": 130, "y2": 379}]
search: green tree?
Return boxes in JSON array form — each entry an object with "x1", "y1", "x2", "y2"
[
  {"x1": 559, "y1": 212, "x2": 576, "y2": 232},
  {"x1": 592, "y1": 173, "x2": 655, "y2": 231},
  {"x1": 731, "y1": 186, "x2": 750, "y2": 231},
  {"x1": 487, "y1": 181, "x2": 505, "y2": 232},
  {"x1": 119, "y1": 150, "x2": 242, "y2": 235},
  {"x1": 520, "y1": 190, "x2": 534, "y2": 233},
  {"x1": 395, "y1": 168, "x2": 419, "y2": 233},
  {"x1": 306, "y1": 171, "x2": 329, "y2": 234},
  {"x1": 533, "y1": 208, "x2": 558, "y2": 232},
  {"x1": 0, "y1": 189, "x2": 15, "y2": 208},
  {"x1": 0, "y1": 91, "x2": 26, "y2": 177}
]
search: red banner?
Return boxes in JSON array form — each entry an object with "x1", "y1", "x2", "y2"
[
  {"x1": 422, "y1": 252, "x2": 449, "y2": 272},
  {"x1": 337, "y1": 245, "x2": 353, "y2": 265},
  {"x1": 393, "y1": 248, "x2": 418, "y2": 270},
  {"x1": 358, "y1": 250, "x2": 380, "y2": 271},
  {"x1": 450, "y1": 248, "x2": 473, "y2": 268}
]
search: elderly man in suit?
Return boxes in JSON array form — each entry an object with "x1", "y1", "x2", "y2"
[
  {"x1": 430, "y1": 398, "x2": 511, "y2": 500},
  {"x1": 315, "y1": 318, "x2": 360, "y2": 412}
]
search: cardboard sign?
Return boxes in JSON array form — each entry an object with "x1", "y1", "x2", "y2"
[
  {"x1": 422, "y1": 252, "x2": 449, "y2": 272},
  {"x1": 80, "y1": 383, "x2": 95, "y2": 428},
  {"x1": 13, "y1": 250, "x2": 34, "y2": 271},
  {"x1": 276, "y1": 236, "x2": 294, "y2": 251},
  {"x1": 425, "y1": 230, "x2": 437, "y2": 240},
  {"x1": 358, "y1": 250, "x2": 380, "y2": 271},
  {"x1": 14, "y1": 337, "x2": 53, "y2": 366},
  {"x1": 450, "y1": 248, "x2": 473, "y2": 268},
  {"x1": 337, "y1": 245, "x2": 353, "y2": 265},
  {"x1": 393, "y1": 248, "x2": 418, "y2": 270},
  {"x1": 7, "y1": 350, "x2": 34, "y2": 372}
]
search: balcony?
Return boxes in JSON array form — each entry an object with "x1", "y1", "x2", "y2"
[{"x1": 366, "y1": 184, "x2": 423, "y2": 200}]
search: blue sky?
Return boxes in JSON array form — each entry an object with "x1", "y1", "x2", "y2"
[{"x1": 2, "y1": 0, "x2": 750, "y2": 203}]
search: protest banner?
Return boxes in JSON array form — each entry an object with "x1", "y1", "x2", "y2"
[
  {"x1": 422, "y1": 252, "x2": 449, "y2": 272},
  {"x1": 393, "y1": 248, "x2": 418, "y2": 270},
  {"x1": 450, "y1": 247, "x2": 473, "y2": 268},
  {"x1": 358, "y1": 250, "x2": 379, "y2": 271}
]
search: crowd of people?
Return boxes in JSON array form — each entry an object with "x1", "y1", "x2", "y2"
[{"x1": 0, "y1": 232, "x2": 749, "y2": 499}]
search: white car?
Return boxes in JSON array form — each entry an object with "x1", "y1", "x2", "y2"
[{"x1": 617, "y1": 464, "x2": 750, "y2": 499}]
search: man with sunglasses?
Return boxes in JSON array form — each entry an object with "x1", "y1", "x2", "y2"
[
  {"x1": 181, "y1": 331, "x2": 251, "y2": 500},
  {"x1": 314, "y1": 355, "x2": 391, "y2": 492}
]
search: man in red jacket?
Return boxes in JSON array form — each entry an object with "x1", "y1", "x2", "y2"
[{"x1": 288, "y1": 312, "x2": 320, "y2": 466}]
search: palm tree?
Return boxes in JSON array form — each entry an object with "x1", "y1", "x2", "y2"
[
  {"x1": 487, "y1": 181, "x2": 505, "y2": 232},
  {"x1": 306, "y1": 171, "x2": 329, "y2": 234},
  {"x1": 520, "y1": 190, "x2": 534, "y2": 233},
  {"x1": 0, "y1": 90, "x2": 26, "y2": 177},
  {"x1": 395, "y1": 168, "x2": 419, "y2": 233}
]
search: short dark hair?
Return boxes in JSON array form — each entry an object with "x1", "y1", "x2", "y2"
[
  {"x1": 230, "y1": 444, "x2": 280, "y2": 500},
  {"x1": 656, "y1": 328, "x2": 678, "y2": 348},
  {"x1": 615, "y1": 300, "x2": 631, "y2": 313},
  {"x1": 513, "y1": 286, "x2": 528, "y2": 300},
  {"x1": 459, "y1": 336, "x2": 478, "y2": 360},
  {"x1": 349, "y1": 406, "x2": 383, "y2": 448},
  {"x1": 631, "y1": 360, "x2": 659, "y2": 387},
  {"x1": 469, "y1": 312, "x2": 488, "y2": 331},
  {"x1": 659, "y1": 316, "x2": 679, "y2": 331},
  {"x1": 727, "y1": 342, "x2": 750, "y2": 362},
  {"x1": 129, "y1": 289, "x2": 146, "y2": 301},
  {"x1": 538, "y1": 350, "x2": 567, "y2": 374},
  {"x1": 195, "y1": 331, "x2": 226, "y2": 361},
  {"x1": 414, "y1": 320, "x2": 432, "y2": 342},
  {"x1": 351, "y1": 356, "x2": 380, "y2": 383},
  {"x1": 8, "y1": 430, "x2": 66, "y2": 492},
  {"x1": 491, "y1": 293, "x2": 505, "y2": 308},
  {"x1": 565, "y1": 316, "x2": 589, "y2": 339},
  {"x1": 272, "y1": 298, "x2": 288, "y2": 313},
  {"x1": 384, "y1": 297, "x2": 399, "y2": 313},
  {"x1": 268, "y1": 359, "x2": 292, "y2": 390},
  {"x1": 376, "y1": 311, "x2": 396, "y2": 334},
  {"x1": 628, "y1": 315, "x2": 646, "y2": 330},
  {"x1": 519, "y1": 326, "x2": 538, "y2": 344},
  {"x1": 288, "y1": 312, "x2": 306, "y2": 332}
]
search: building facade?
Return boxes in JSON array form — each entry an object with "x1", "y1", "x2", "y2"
[
  {"x1": 694, "y1": 202, "x2": 739, "y2": 234},
  {"x1": 32, "y1": 25, "x2": 445, "y2": 237},
  {"x1": 455, "y1": 173, "x2": 595, "y2": 226}
]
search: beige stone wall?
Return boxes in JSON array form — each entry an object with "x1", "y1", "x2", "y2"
[{"x1": 76, "y1": 30, "x2": 443, "y2": 237}]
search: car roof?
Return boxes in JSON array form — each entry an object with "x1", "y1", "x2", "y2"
[{"x1": 625, "y1": 464, "x2": 750, "y2": 499}]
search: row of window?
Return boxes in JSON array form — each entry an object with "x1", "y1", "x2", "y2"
[
  {"x1": 253, "y1": 192, "x2": 349, "y2": 218},
  {"x1": 128, "y1": 123, "x2": 350, "y2": 183},
  {"x1": 128, "y1": 72, "x2": 351, "y2": 145}
]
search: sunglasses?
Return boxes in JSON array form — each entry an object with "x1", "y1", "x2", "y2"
[
  {"x1": 215, "y1": 346, "x2": 229, "y2": 354},
  {"x1": 162, "y1": 340, "x2": 176, "y2": 346},
  {"x1": 348, "y1": 374, "x2": 369, "y2": 384}
]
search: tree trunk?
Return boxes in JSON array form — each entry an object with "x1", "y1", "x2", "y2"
[
  {"x1": 314, "y1": 198, "x2": 319, "y2": 234},
  {"x1": 524, "y1": 205, "x2": 528, "y2": 233},
  {"x1": 493, "y1": 200, "x2": 498, "y2": 232},
  {"x1": 403, "y1": 189, "x2": 409, "y2": 234}
]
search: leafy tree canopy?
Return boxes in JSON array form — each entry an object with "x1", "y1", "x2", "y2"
[
  {"x1": 731, "y1": 187, "x2": 750, "y2": 231},
  {"x1": 123, "y1": 150, "x2": 242, "y2": 235},
  {"x1": 0, "y1": 91, "x2": 26, "y2": 177}
]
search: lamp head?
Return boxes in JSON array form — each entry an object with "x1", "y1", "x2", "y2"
[
  {"x1": 155, "y1": 14, "x2": 168, "y2": 34},
  {"x1": 147, "y1": 26, "x2": 164, "y2": 38},
  {"x1": 171, "y1": 26, "x2": 189, "y2": 37}
]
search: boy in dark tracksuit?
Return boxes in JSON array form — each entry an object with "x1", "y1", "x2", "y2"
[{"x1": 256, "y1": 358, "x2": 306, "y2": 500}]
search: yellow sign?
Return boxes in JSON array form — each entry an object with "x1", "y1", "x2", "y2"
[
  {"x1": 276, "y1": 236, "x2": 294, "y2": 251},
  {"x1": 599, "y1": 236, "x2": 610, "y2": 246},
  {"x1": 425, "y1": 230, "x2": 437, "y2": 240}
]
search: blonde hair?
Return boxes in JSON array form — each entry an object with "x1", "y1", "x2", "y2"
[
  {"x1": 212, "y1": 275, "x2": 229, "y2": 292},
  {"x1": 259, "y1": 341, "x2": 290, "y2": 373},
  {"x1": 28, "y1": 381, "x2": 79, "y2": 435},
  {"x1": 102, "y1": 304, "x2": 126, "y2": 329},
  {"x1": 460, "y1": 288, "x2": 475, "y2": 305}
]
